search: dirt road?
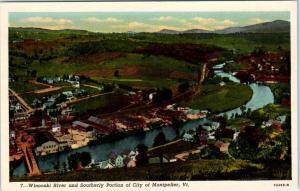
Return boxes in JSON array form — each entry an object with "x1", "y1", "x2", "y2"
[{"x1": 9, "y1": 88, "x2": 33, "y2": 113}]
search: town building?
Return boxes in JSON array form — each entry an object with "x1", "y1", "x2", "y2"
[{"x1": 34, "y1": 132, "x2": 68, "y2": 156}]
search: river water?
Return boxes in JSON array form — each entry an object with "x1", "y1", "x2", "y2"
[{"x1": 12, "y1": 66, "x2": 274, "y2": 177}]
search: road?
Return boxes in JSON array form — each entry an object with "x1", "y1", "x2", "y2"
[
  {"x1": 28, "y1": 80, "x2": 52, "y2": 88},
  {"x1": 21, "y1": 80, "x2": 65, "y2": 94},
  {"x1": 148, "y1": 139, "x2": 183, "y2": 152},
  {"x1": 34, "y1": 86, "x2": 62, "y2": 94},
  {"x1": 65, "y1": 91, "x2": 115, "y2": 105},
  {"x1": 82, "y1": 84, "x2": 101, "y2": 90},
  {"x1": 9, "y1": 88, "x2": 34, "y2": 113}
]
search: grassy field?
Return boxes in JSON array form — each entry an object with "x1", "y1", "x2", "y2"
[
  {"x1": 17, "y1": 53, "x2": 198, "y2": 78},
  {"x1": 256, "y1": 104, "x2": 290, "y2": 119},
  {"x1": 9, "y1": 80, "x2": 48, "y2": 94},
  {"x1": 183, "y1": 82, "x2": 253, "y2": 113},
  {"x1": 71, "y1": 93, "x2": 129, "y2": 114},
  {"x1": 92, "y1": 76, "x2": 178, "y2": 89},
  {"x1": 228, "y1": 118, "x2": 254, "y2": 130},
  {"x1": 100, "y1": 53, "x2": 198, "y2": 72},
  {"x1": 11, "y1": 159, "x2": 291, "y2": 181},
  {"x1": 266, "y1": 82, "x2": 290, "y2": 104},
  {"x1": 223, "y1": 62, "x2": 250, "y2": 72},
  {"x1": 29, "y1": 58, "x2": 98, "y2": 77}
]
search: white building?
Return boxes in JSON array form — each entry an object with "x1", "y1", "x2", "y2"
[{"x1": 115, "y1": 155, "x2": 124, "y2": 168}]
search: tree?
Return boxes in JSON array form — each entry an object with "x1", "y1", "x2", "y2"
[
  {"x1": 31, "y1": 70, "x2": 37, "y2": 78},
  {"x1": 153, "y1": 132, "x2": 166, "y2": 147},
  {"x1": 52, "y1": 161, "x2": 60, "y2": 172},
  {"x1": 246, "y1": 108, "x2": 252, "y2": 117},
  {"x1": 79, "y1": 152, "x2": 92, "y2": 167},
  {"x1": 178, "y1": 81, "x2": 190, "y2": 93},
  {"x1": 67, "y1": 153, "x2": 79, "y2": 170},
  {"x1": 67, "y1": 152, "x2": 91, "y2": 170},
  {"x1": 114, "y1": 70, "x2": 120, "y2": 77},
  {"x1": 230, "y1": 126, "x2": 264, "y2": 160},
  {"x1": 240, "y1": 105, "x2": 246, "y2": 116},
  {"x1": 136, "y1": 144, "x2": 148, "y2": 166},
  {"x1": 172, "y1": 118, "x2": 183, "y2": 137},
  {"x1": 55, "y1": 94, "x2": 67, "y2": 104},
  {"x1": 215, "y1": 116, "x2": 227, "y2": 129},
  {"x1": 222, "y1": 77, "x2": 230, "y2": 83},
  {"x1": 154, "y1": 88, "x2": 173, "y2": 103},
  {"x1": 62, "y1": 162, "x2": 67, "y2": 172}
]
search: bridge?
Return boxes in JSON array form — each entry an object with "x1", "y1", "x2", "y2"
[{"x1": 20, "y1": 143, "x2": 41, "y2": 176}]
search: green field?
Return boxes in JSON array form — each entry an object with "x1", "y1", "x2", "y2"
[
  {"x1": 223, "y1": 62, "x2": 250, "y2": 72},
  {"x1": 71, "y1": 93, "x2": 128, "y2": 114},
  {"x1": 184, "y1": 82, "x2": 253, "y2": 113},
  {"x1": 92, "y1": 76, "x2": 178, "y2": 89},
  {"x1": 228, "y1": 118, "x2": 254, "y2": 130},
  {"x1": 13, "y1": 53, "x2": 198, "y2": 78},
  {"x1": 9, "y1": 80, "x2": 48, "y2": 94},
  {"x1": 100, "y1": 53, "x2": 198, "y2": 72},
  {"x1": 266, "y1": 83, "x2": 290, "y2": 104},
  {"x1": 256, "y1": 104, "x2": 290, "y2": 119}
]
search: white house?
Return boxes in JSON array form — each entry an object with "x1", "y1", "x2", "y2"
[
  {"x1": 13, "y1": 103, "x2": 22, "y2": 112},
  {"x1": 219, "y1": 81, "x2": 226, "y2": 87},
  {"x1": 10, "y1": 130, "x2": 16, "y2": 139},
  {"x1": 35, "y1": 140, "x2": 68, "y2": 156},
  {"x1": 129, "y1": 150, "x2": 136, "y2": 160},
  {"x1": 115, "y1": 155, "x2": 124, "y2": 168},
  {"x1": 62, "y1": 91, "x2": 73, "y2": 98},
  {"x1": 183, "y1": 133, "x2": 194, "y2": 142},
  {"x1": 52, "y1": 123, "x2": 61, "y2": 133},
  {"x1": 211, "y1": 122, "x2": 220, "y2": 130},
  {"x1": 72, "y1": 81, "x2": 80, "y2": 88},
  {"x1": 233, "y1": 132, "x2": 240, "y2": 141},
  {"x1": 96, "y1": 160, "x2": 114, "y2": 169},
  {"x1": 149, "y1": 93, "x2": 156, "y2": 101}
]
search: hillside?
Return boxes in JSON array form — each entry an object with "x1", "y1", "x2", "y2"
[
  {"x1": 157, "y1": 20, "x2": 290, "y2": 34},
  {"x1": 11, "y1": 159, "x2": 290, "y2": 181},
  {"x1": 216, "y1": 20, "x2": 290, "y2": 34}
]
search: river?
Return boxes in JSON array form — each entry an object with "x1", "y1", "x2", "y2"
[{"x1": 12, "y1": 65, "x2": 274, "y2": 176}]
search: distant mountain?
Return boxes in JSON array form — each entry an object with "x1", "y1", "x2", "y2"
[
  {"x1": 216, "y1": 20, "x2": 290, "y2": 34},
  {"x1": 158, "y1": 28, "x2": 212, "y2": 34},
  {"x1": 158, "y1": 29, "x2": 181, "y2": 34},
  {"x1": 157, "y1": 20, "x2": 290, "y2": 34},
  {"x1": 10, "y1": 27, "x2": 91, "y2": 34},
  {"x1": 183, "y1": 29, "x2": 212, "y2": 34}
]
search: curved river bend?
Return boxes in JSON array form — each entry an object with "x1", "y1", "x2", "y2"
[{"x1": 12, "y1": 68, "x2": 274, "y2": 176}]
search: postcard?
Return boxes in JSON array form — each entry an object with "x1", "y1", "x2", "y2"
[{"x1": 0, "y1": 1, "x2": 298, "y2": 191}]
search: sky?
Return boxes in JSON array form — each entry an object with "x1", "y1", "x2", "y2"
[{"x1": 9, "y1": 12, "x2": 290, "y2": 33}]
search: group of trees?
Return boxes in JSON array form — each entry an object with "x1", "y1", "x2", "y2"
[
  {"x1": 67, "y1": 152, "x2": 92, "y2": 170},
  {"x1": 234, "y1": 71, "x2": 255, "y2": 84},
  {"x1": 153, "y1": 88, "x2": 173, "y2": 103},
  {"x1": 135, "y1": 144, "x2": 149, "y2": 166},
  {"x1": 67, "y1": 40, "x2": 144, "y2": 56}
]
